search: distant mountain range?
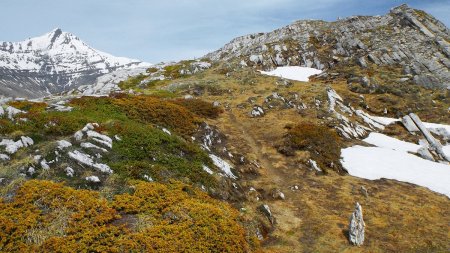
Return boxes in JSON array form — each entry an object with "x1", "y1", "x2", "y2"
[{"x1": 0, "y1": 28, "x2": 150, "y2": 98}]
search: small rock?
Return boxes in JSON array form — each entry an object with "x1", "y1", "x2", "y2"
[
  {"x1": 86, "y1": 176, "x2": 100, "y2": 183},
  {"x1": 271, "y1": 188, "x2": 285, "y2": 200},
  {"x1": 259, "y1": 204, "x2": 275, "y2": 225},
  {"x1": 360, "y1": 186, "x2": 368, "y2": 197},
  {"x1": 417, "y1": 147, "x2": 435, "y2": 161},
  {"x1": 251, "y1": 106, "x2": 264, "y2": 117}
]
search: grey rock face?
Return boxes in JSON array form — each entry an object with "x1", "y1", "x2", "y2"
[
  {"x1": 206, "y1": 4, "x2": 450, "y2": 89},
  {"x1": 402, "y1": 115, "x2": 419, "y2": 132},
  {"x1": 349, "y1": 202, "x2": 365, "y2": 246},
  {"x1": 409, "y1": 113, "x2": 450, "y2": 162}
]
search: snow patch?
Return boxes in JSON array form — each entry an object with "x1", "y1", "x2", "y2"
[
  {"x1": 363, "y1": 133, "x2": 420, "y2": 153},
  {"x1": 259, "y1": 66, "x2": 322, "y2": 82},
  {"x1": 341, "y1": 146, "x2": 450, "y2": 197}
]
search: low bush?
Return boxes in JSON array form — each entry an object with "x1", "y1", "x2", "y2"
[
  {"x1": 172, "y1": 98, "x2": 223, "y2": 119},
  {"x1": 112, "y1": 95, "x2": 200, "y2": 137},
  {"x1": 0, "y1": 180, "x2": 252, "y2": 252},
  {"x1": 279, "y1": 122, "x2": 343, "y2": 172}
]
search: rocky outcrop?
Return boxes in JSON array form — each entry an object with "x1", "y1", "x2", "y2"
[
  {"x1": 349, "y1": 202, "x2": 365, "y2": 246},
  {"x1": 409, "y1": 113, "x2": 450, "y2": 162},
  {"x1": 206, "y1": 4, "x2": 450, "y2": 89}
]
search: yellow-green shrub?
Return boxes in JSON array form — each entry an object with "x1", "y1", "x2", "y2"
[{"x1": 0, "y1": 180, "x2": 252, "y2": 252}]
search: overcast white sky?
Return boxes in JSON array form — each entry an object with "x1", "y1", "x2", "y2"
[{"x1": 1, "y1": 0, "x2": 449, "y2": 63}]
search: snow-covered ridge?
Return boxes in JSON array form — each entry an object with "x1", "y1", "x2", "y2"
[
  {"x1": 0, "y1": 28, "x2": 150, "y2": 72},
  {"x1": 0, "y1": 28, "x2": 151, "y2": 98}
]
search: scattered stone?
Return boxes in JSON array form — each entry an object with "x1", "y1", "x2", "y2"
[
  {"x1": 309, "y1": 159, "x2": 322, "y2": 172},
  {"x1": 65, "y1": 167, "x2": 75, "y2": 177},
  {"x1": 68, "y1": 150, "x2": 113, "y2": 174},
  {"x1": 57, "y1": 140, "x2": 72, "y2": 150},
  {"x1": 74, "y1": 130, "x2": 84, "y2": 141},
  {"x1": 0, "y1": 154, "x2": 10, "y2": 161},
  {"x1": 80, "y1": 142, "x2": 108, "y2": 153},
  {"x1": 86, "y1": 176, "x2": 100, "y2": 183},
  {"x1": 251, "y1": 106, "x2": 264, "y2": 117},
  {"x1": 27, "y1": 167, "x2": 35, "y2": 175},
  {"x1": 360, "y1": 186, "x2": 369, "y2": 197},
  {"x1": 417, "y1": 147, "x2": 435, "y2": 161},
  {"x1": 202, "y1": 165, "x2": 214, "y2": 175},
  {"x1": 349, "y1": 202, "x2": 365, "y2": 246},
  {"x1": 271, "y1": 189, "x2": 285, "y2": 200},
  {"x1": 6, "y1": 106, "x2": 23, "y2": 120},
  {"x1": 259, "y1": 204, "x2": 275, "y2": 225},
  {"x1": 40, "y1": 159, "x2": 50, "y2": 170},
  {"x1": 143, "y1": 174, "x2": 153, "y2": 182},
  {"x1": 20, "y1": 136, "x2": 34, "y2": 147}
]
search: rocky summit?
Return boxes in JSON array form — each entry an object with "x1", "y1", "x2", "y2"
[{"x1": 207, "y1": 4, "x2": 450, "y2": 89}]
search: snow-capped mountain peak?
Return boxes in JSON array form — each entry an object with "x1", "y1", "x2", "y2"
[{"x1": 0, "y1": 29, "x2": 151, "y2": 98}]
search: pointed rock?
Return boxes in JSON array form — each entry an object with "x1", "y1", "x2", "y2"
[{"x1": 349, "y1": 202, "x2": 365, "y2": 246}]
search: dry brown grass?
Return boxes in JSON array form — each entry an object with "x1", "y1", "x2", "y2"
[{"x1": 163, "y1": 67, "x2": 450, "y2": 252}]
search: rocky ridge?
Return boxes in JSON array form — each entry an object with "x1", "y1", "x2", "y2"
[{"x1": 206, "y1": 4, "x2": 450, "y2": 89}]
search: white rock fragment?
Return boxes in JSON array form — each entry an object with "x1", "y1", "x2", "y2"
[
  {"x1": 86, "y1": 131, "x2": 113, "y2": 148},
  {"x1": 82, "y1": 123, "x2": 97, "y2": 132},
  {"x1": 27, "y1": 167, "x2": 35, "y2": 175},
  {"x1": 259, "y1": 204, "x2": 275, "y2": 224},
  {"x1": 80, "y1": 142, "x2": 108, "y2": 153},
  {"x1": 6, "y1": 106, "x2": 24, "y2": 120},
  {"x1": 0, "y1": 106, "x2": 4, "y2": 117},
  {"x1": 251, "y1": 106, "x2": 264, "y2": 117},
  {"x1": 33, "y1": 155, "x2": 42, "y2": 162},
  {"x1": 86, "y1": 176, "x2": 100, "y2": 183},
  {"x1": 20, "y1": 136, "x2": 34, "y2": 147},
  {"x1": 209, "y1": 154, "x2": 237, "y2": 179},
  {"x1": 74, "y1": 131, "x2": 84, "y2": 141},
  {"x1": 68, "y1": 150, "x2": 113, "y2": 174},
  {"x1": 0, "y1": 154, "x2": 10, "y2": 160},
  {"x1": 143, "y1": 174, "x2": 153, "y2": 182},
  {"x1": 309, "y1": 159, "x2": 322, "y2": 172},
  {"x1": 40, "y1": 159, "x2": 50, "y2": 170},
  {"x1": 349, "y1": 202, "x2": 365, "y2": 246},
  {"x1": 202, "y1": 165, "x2": 214, "y2": 175},
  {"x1": 114, "y1": 135, "x2": 122, "y2": 141},
  {"x1": 0, "y1": 139, "x2": 23, "y2": 154},
  {"x1": 409, "y1": 113, "x2": 449, "y2": 162},
  {"x1": 401, "y1": 115, "x2": 419, "y2": 132},
  {"x1": 162, "y1": 128, "x2": 171, "y2": 135},
  {"x1": 65, "y1": 167, "x2": 74, "y2": 177},
  {"x1": 417, "y1": 147, "x2": 435, "y2": 161},
  {"x1": 57, "y1": 140, "x2": 72, "y2": 150}
]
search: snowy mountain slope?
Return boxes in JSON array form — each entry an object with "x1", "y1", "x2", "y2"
[{"x1": 0, "y1": 28, "x2": 151, "y2": 98}]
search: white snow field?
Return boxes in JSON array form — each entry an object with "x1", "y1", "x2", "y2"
[
  {"x1": 259, "y1": 66, "x2": 322, "y2": 82},
  {"x1": 342, "y1": 132, "x2": 450, "y2": 197}
]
